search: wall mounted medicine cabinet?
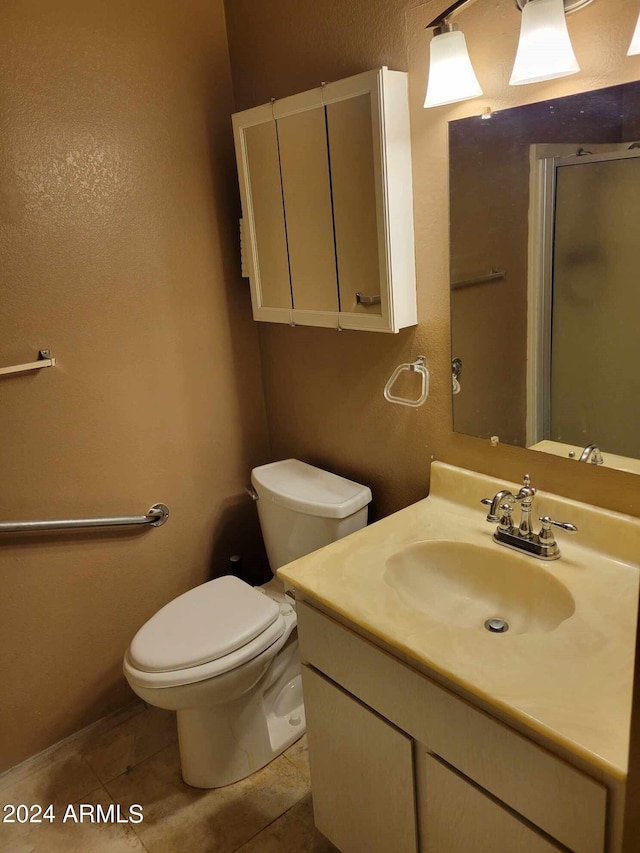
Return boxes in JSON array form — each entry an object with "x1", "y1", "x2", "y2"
[{"x1": 232, "y1": 67, "x2": 417, "y2": 333}]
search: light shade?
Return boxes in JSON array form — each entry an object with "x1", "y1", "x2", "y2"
[
  {"x1": 510, "y1": 0, "x2": 580, "y2": 86},
  {"x1": 424, "y1": 29, "x2": 483, "y2": 108},
  {"x1": 628, "y1": 11, "x2": 640, "y2": 55}
]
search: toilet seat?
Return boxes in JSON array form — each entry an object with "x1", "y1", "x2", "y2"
[
  {"x1": 124, "y1": 615, "x2": 287, "y2": 688},
  {"x1": 124, "y1": 576, "x2": 288, "y2": 689}
]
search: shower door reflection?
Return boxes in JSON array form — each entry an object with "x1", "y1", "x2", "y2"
[{"x1": 536, "y1": 151, "x2": 640, "y2": 459}]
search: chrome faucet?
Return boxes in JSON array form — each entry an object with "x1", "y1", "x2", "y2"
[
  {"x1": 481, "y1": 474, "x2": 577, "y2": 560},
  {"x1": 578, "y1": 444, "x2": 604, "y2": 465}
]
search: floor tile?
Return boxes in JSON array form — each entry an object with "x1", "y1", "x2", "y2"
[
  {"x1": 80, "y1": 707, "x2": 176, "y2": 785},
  {"x1": 105, "y1": 743, "x2": 311, "y2": 853},
  {"x1": 0, "y1": 786, "x2": 147, "y2": 853},
  {"x1": 0, "y1": 702, "x2": 145, "y2": 797},
  {"x1": 236, "y1": 794, "x2": 338, "y2": 853},
  {"x1": 0, "y1": 744, "x2": 101, "y2": 813},
  {"x1": 0, "y1": 707, "x2": 321, "y2": 853}
]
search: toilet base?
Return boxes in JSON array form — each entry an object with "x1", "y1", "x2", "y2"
[{"x1": 177, "y1": 640, "x2": 305, "y2": 788}]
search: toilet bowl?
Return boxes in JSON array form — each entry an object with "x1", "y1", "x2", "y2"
[
  {"x1": 124, "y1": 459, "x2": 371, "y2": 788},
  {"x1": 124, "y1": 576, "x2": 301, "y2": 788}
]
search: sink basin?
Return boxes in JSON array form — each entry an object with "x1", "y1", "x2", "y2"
[{"x1": 384, "y1": 540, "x2": 575, "y2": 635}]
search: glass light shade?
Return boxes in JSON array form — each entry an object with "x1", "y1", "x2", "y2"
[
  {"x1": 510, "y1": 0, "x2": 580, "y2": 86},
  {"x1": 424, "y1": 29, "x2": 483, "y2": 108},
  {"x1": 628, "y1": 11, "x2": 640, "y2": 56}
]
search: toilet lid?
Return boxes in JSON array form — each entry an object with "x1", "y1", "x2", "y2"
[
  {"x1": 128, "y1": 576, "x2": 281, "y2": 673},
  {"x1": 252, "y1": 459, "x2": 372, "y2": 519}
]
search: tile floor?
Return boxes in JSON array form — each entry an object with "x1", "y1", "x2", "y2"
[{"x1": 0, "y1": 703, "x2": 338, "y2": 853}]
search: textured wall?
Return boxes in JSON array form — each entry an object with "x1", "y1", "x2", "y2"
[
  {"x1": 0, "y1": 0, "x2": 269, "y2": 770},
  {"x1": 224, "y1": 0, "x2": 640, "y2": 521}
]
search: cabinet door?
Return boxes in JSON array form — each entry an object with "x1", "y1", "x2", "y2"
[
  {"x1": 323, "y1": 68, "x2": 417, "y2": 333},
  {"x1": 233, "y1": 105, "x2": 292, "y2": 322},
  {"x1": 420, "y1": 753, "x2": 563, "y2": 853},
  {"x1": 275, "y1": 93, "x2": 340, "y2": 326},
  {"x1": 302, "y1": 664, "x2": 417, "y2": 853},
  {"x1": 326, "y1": 93, "x2": 382, "y2": 316}
]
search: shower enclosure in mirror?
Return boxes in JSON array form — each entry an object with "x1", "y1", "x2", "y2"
[{"x1": 449, "y1": 82, "x2": 640, "y2": 474}]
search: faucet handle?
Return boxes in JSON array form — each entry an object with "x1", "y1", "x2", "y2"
[
  {"x1": 539, "y1": 516, "x2": 578, "y2": 532},
  {"x1": 538, "y1": 516, "x2": 578, "y2": 542},
  {"x1": 497, "y1": 503, "x2": 514, "y2": 532}
]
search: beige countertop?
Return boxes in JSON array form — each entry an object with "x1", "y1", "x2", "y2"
[{"x1": 279, "y1": 462, "x2": 640, "y2": 781}]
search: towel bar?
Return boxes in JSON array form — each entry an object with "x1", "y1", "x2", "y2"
[{"x1": 0, "y1": 504, "x2": 170, "y2": 534}]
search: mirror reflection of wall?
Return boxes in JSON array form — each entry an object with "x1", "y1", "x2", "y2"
[{"x1": 449, "y1": 81, "x2": 640, "y2": 470}]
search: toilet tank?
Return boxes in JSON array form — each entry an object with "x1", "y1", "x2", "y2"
[{"x1": 251, "y1": 459, "x2": 372, "y2": 570}]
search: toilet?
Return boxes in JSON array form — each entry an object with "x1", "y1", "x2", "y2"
[{"x1": 123, "y1": 459, "x2": 371, "y2": 788}]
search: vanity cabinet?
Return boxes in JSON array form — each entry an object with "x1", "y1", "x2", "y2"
[
  {"x1": 297, "y1": 599, "x2": 608, "y2": 853},
  {"x1": 232, "y1": 67, "x2": 417, "y2": 333}
]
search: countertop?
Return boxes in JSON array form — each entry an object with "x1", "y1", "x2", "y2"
[{"x1": 278, "y1": 462, "x2": 640, "y2": 780}]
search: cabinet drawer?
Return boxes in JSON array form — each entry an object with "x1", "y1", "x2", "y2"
[{"x1": 298, "y1": 600, "x2": 606, "y2": 853}]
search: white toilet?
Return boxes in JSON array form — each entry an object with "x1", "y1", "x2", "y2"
[{"x1": 123, "y1": 459, "x2": 371, "y2": 788}]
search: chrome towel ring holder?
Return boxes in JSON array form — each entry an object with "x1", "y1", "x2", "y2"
[{"x1": 383, "y1": 355, "x2": 429, "y2": 408}]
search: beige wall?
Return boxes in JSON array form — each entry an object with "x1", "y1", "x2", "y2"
[
  {"x1": 0, "y1": 0, "x2": 269, "y2": 771},
  {"x1": 224, "y1": 0, "x2": 640, "y2": 522}
]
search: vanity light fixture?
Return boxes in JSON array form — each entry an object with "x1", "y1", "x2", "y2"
[
  {"x1": 628, "y1": 8, "x2": 640, "y2": 55},
  {"x1": 423, "y1": 2, "x2": 483, "y2": 108},
  {"x1": 423, "y1": 0, "x2": 599, "y2": 108},
  {"x1": 510, "y1": 0, "x2": 584, "y2": 86}
]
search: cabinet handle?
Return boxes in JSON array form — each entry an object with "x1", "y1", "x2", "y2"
[{"x1": 356, "y1": 292, "x2": 381, "y2": 306}]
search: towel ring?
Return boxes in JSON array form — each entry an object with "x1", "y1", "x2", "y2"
[{"x1": 383, "y1": 356, "x2": 429, "y2": 408}]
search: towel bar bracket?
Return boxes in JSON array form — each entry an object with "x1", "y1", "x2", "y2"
[{"x1": 147, "y1": 504, "x2": 170, "y2": 526}]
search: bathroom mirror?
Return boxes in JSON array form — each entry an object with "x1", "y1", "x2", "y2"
[{"x1": 449, "y1": 81, "x2": 640, "y2": 474}]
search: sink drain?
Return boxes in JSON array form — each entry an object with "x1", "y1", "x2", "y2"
[{"x1": 484, "y1": 617, "x2": 509, "y2": 633}]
